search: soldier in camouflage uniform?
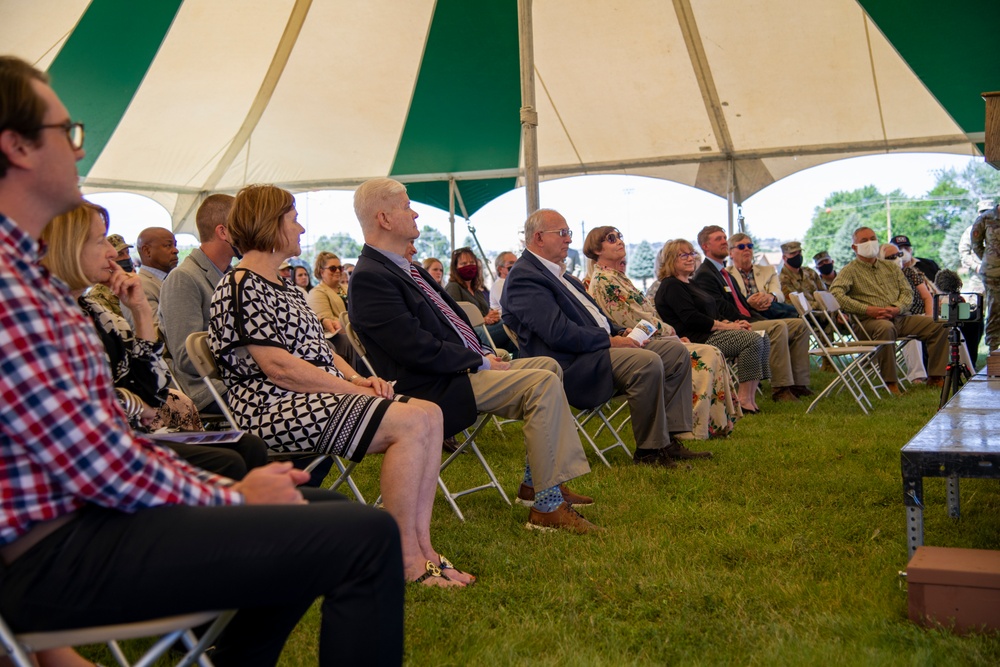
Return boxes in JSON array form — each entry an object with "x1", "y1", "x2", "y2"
[
  {"x1": 778, "y1": 241, "x2": 824, "y2": 308},
  {"x1": 971, "y1": 202, "x2": 1000, "y2": 352}
]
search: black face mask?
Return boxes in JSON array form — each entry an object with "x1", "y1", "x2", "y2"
[
  {"x1": 116, "y1": 258, "x2": 135, "y2": 273},
  {"x1": 817, "y1": 263, "x2": 834, "y2": 275},
  {"x1": 786, "y1": 254, "x2": 804, "y2": 269}
]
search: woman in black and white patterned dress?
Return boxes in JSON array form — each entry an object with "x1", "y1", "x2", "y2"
[{"x1": 210, "y1": 184, "x2": 470, "y2": 588}]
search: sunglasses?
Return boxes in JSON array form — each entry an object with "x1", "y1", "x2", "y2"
[
  {"x1": 731, "y1": 243, "x2": 754, "y2": 251},
  {"x1": 324, "y1": 265, "x2": 343, "y2": 273},
  {"x1": 883, "y1": 253, "x2": 902, "y2": 261},
  {"x1": 605, "y1": 231, "x2": 624, "y2": 244}
]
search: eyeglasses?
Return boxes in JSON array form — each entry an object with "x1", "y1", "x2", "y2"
[
  {"x1": 883, "y1": 253, "x2": 902, "y2": 260},
  {"x1": 730, "y1": 243, "x2": 754, "y2": 251},
  {"x1": 324, "y1": 265, "x2": 343, "y2": 273},
  {"x1": 540, "y1": 228, "x2": 573, "y2": 238},
  {"x1": 605, "y1": 231, "x2": 624, "y2": 244},
  {"x1": 678, "y1": 252, "x2": 700, "y2": 260},
  {"x1": 35, "y1": 121, "x2": 85, "y2": 151}
]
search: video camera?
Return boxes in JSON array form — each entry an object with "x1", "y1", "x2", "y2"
[{"x1": 932, "y1": 292, "x2": 983, "y2": 326}]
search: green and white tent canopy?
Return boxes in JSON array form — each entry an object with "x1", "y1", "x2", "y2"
[{"x1": 1, "y1": 0, "x2": 989, "y2": 235}]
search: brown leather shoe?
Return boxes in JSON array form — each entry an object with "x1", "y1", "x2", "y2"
[
  {"x1": 927, "y1": 376, "x2": 945, "y2": 388},
  {"x1": 633, "y1": 447, "x2": 678, "y2": 468},
  {"x1": 885, "y1": 382, "x2": 902, "y2": 396},
  {"x1": 516, "y1": 483, "x2": 594, "y2": 507},
  {"x1": 790, "y1": 385, "x2": 814, "y2": 397},
  {"x1": 527, "y1": 502, "x2": 601, "y2": 534},
  {"x1": 442, "y1": 436, "x2": 463, "y2": 454},
  {"x1": 665, "y1": 441, "x2": 713, "y2": 460},
  {"x1": 772, "y1": 387, "x2": 800, "y2": 402}
]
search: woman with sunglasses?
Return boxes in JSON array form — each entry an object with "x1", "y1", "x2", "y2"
[
  {"x1": 308, "y1": 251, "x2": 347, "y2": 323},
  {"x1": 880, "y1": 243, "x2": 933, "y2": 317},
  {"x1": 654, "y1": 239, "x2": 770, "y2": 414},
  {"x1": 584, "y1": 226, "x2": 741, "y2": 436}
]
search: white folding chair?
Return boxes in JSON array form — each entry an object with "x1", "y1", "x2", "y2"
[
  {"x1": 339, "y1": 313, "x2": 512, "y2": 521},
  {"x1": 788, "y1": 292, "x2": 881, "y2": 414},
  {"x1": 183, "y1": 333, "x2": 350, "y2": 497},
  {"x1": 0, "y1": 609, "x2": 235, "y2": 667}
]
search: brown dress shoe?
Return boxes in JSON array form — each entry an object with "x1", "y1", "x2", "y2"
[
  {"x1": 633, "y1": 448, "x2": 678, "y2": 468},
  {"x1": 772, "y1": 387, "x2": 800, "y2": 402},
  {"x1": 927, "y1": 376, "x2": 945, "y2": 388},
  {"x1": 885, "y1": 382, "x2": 902, "y2": 395},
  {"x1": 527, "y1": 502, "x2": 601, "y2": 534},
  {"x1": 665, "y1": 441, "x2": 713, "y2": 460},
  {"x1": 516, "y1": 483, "x2": 594, "y2": 507},
  {"x1": 790, "y1": 385, "x2": 814, "y2": 397}
]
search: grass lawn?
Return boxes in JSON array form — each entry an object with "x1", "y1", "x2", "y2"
[{"x1": 88, "y1": 369, "x2": 1000, "y2": 666}]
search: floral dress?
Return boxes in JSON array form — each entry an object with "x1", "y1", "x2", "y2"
[{"x1": 588, "y1": 266, "x2": 741, "y2": 438}]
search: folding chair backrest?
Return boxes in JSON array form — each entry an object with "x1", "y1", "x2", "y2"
[
  {"x1": 503, "y1": 323, "x2": 519, "y2": 351},
  {"x1": 339, "y1": 313, "x2": 378, "y2": 376},
  {"x1": 814, "y1": 290, "x2": 866, "y2": 343},
  {"x1": 184, "y1": 331, "x2": 239, "y2": 430}
]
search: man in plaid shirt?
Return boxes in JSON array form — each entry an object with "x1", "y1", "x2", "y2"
[{"x1": 0, "y1": 56, "x2": 402, "y2": 666}]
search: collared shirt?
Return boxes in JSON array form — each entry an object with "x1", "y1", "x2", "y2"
[
  {"x1": 140, "y1": 265, "x2": 168, "y2": 283},
  {"x1": 527, "y1": 249, "x2": 611, "y2": 333},
  {"x1": 368, "y1": 245, "x2": 491, "y2": 369},
  {"x1": 0, "y1": 214, "x2": 238, "y2": 546},
  {"x1": 828, "y1": 257, "x2": 914, "y2": 316},
  {"x1": 737, "y1": 267, "x2": 759, "y2": 297}
]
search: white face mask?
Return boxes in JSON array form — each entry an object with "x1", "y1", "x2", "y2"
[
  {"x1": 901, "y1": 249, "x2": 913, "y2": 264},
  {"x1": 894, "y1": 258, "x2": 904, "y2": 269},
  {"x1": 855, "y1": 240, "x2": 880, "y2": 259}
]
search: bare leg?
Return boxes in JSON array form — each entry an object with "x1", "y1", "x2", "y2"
[
  {"x1": 738, "y1": 380, "x2": 759, "y2": 411},
  {"x1": 35, "y1": 648, "x2": 95, "y2": 667},
  {"x1": 366, "y1": 400, "x2": 462, "y2": 588}
]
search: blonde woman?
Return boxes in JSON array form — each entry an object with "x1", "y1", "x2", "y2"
[{"x1": 585, "y1": 226, "x2": 741, "y2": 436}]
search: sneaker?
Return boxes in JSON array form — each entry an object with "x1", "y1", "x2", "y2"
[
  {"x1": 527, "y1": 502, "x2": 601, "y2": 534},
  {"x1": 633, "y1": 448, "x2": 677, "y2": 468},
  {"x1": 516, "y1": 483, "x2": 594, "y2": 508},
  {"x1": 665, "y1": 441, "x2": 713, "y2": 460}
]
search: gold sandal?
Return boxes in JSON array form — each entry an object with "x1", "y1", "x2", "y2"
[
  {"x1": 439, "y1": 555, "x2": 476, "y2": 586},
  {"x1": 413, "y1": 560, "x2": 452, "y2": 585}
]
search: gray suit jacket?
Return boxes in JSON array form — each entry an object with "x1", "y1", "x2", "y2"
[
  {"x1": 158, "y1": 248, "x2": 227, "y2": 409},
  {"x1": 139, "y1": 268, "x2": 164, "y2": 330}
]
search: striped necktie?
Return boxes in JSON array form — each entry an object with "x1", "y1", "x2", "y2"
[{"x1": 408, "y1": 265, "x2": 484, "y2": 355}]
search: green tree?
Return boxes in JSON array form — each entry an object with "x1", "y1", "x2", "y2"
[
  {"x1": 803, "y1": 185, "x2": 885, "y2": 262},
  {"x1": 627, "y1": 240, "x2": 656, "y2": 290},
  {"x1": 313, "y1": 232, "x2": 362, "y2": 259}
]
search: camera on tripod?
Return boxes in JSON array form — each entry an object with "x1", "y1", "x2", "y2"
[{"x1": 931, "y1": 292, "x2": 983, "y2": 326}]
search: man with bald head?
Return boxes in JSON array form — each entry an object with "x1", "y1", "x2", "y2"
[
  {"x1": 134, "y1": 226, "x2": 178, "y2": 331},
  {"x1": 829, "y1": 226, "x2": 947, "y2": 393},
  {"x1": 159, "y1": 195, "x2": 238, "y2": 410},
  {"x1": 503, "y1": 208, "x2": 705, "y2": 467}
]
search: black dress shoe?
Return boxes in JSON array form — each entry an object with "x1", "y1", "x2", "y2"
[
  {"x1": 742, "y1": 407, "x2": 760, "y2": 415},
  {"x1": 633, "y1": 448, "x2": 677, "y2": 468},
  {"x1": 790, "y1": 385, "x2": 814, "y2": 397}
]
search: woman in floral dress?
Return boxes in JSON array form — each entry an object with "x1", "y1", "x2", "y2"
[{"x1": 584, "y1": 226, "x2": 741, "y2": 438}]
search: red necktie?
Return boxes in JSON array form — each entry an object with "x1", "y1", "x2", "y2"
[
  {"x1": 720, "y1": 267, "x2": 752, "y2": 318},
  {"x1": 408, "y1": 265, "x2": 485, "y2": 355}
]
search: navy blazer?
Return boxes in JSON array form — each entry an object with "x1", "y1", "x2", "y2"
[
  {"x1": 501, "y1": 250, "x2": 623, "y2": 409},
  {"x1": 692, "y1": 260, "x2": 763, "y2": 323},
  {"x1": 348, "y1": 244, "x2": 480, "y2": 437}
]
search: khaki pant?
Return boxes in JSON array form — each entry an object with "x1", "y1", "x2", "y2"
[
  {"x1": 749, "y1": 318, "x2": 811, "y2": 388},
  {"x1": 858, "y1": 314, "x2": 948, "y2": 383},
  {"x1": 469, "y1": 356, "x2": 590, "y2": 491}
]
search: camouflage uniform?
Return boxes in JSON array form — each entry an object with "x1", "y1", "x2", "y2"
[
  {"x1": 85, "y1": 283, "x2": 125, "y2": 318},
  {"x1": 971, "y1": 207, "x2": 1000, "y2": 351},
  {"x1": 779, "y1": 264, "x2": 824, "y2": 309}
]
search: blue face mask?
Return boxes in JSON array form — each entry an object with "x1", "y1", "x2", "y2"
[{"x1": 116, "y1": 258, "x2": 134, "y2": 273}]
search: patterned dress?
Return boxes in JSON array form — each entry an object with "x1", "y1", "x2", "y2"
[
  {"x1": 79, "y1": 292, "x2": 201, "y2": 432},
  {"x1": 588, "y1": 266, "x2": 740, "y2": 438},
  {"x1": 209, "y1": 268, "x2": 393, "y2": 460}
]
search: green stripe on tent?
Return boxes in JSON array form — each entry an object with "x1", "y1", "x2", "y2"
[
  {"x1": 391, "y1": 0, "x2": 520, "y2": 216},
  {"x1": 859, "y1": 0, "x2": 1000, "y2": 135},
  {"x1": 47, "y1": 0, "x2": 184, "y2": 176},
  {"x1": 404, "y1": 178, "x2": 516, "y2": 218}
]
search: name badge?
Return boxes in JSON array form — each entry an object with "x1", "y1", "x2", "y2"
[{"x1": 723, "y1": 286, "x2": 731, "y2": 293}]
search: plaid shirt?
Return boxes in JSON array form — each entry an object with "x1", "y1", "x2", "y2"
[
  {"x1": 828, "y1": 257, "x2": 913, "y2": 316},
  {"x1": 0, "y1": 214, "x2": 239, "y2": 546}
]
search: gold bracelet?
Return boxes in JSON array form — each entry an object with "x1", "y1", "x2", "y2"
[{"x1": 348, "y1": 374, "x2": 360, "y2": 384}]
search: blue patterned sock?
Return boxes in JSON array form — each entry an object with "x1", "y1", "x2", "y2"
[
  {"x1": 522, "y1": 463, "x2": 533, "y2": 487},
  {"x1": 532, "y1": 485, "x2": 565, "y2": 513}
]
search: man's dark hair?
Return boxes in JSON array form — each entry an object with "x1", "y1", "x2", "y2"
[{"x1": 0, "y1": 56, "x2": 50, "y2": 179}]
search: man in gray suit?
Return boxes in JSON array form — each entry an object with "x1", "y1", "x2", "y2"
[{"x1": 159, "y1": 194, "x2": 236, "y2": 410}]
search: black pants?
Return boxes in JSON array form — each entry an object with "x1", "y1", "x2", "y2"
[
  {"x1": 161, "y1": 433, "x2": 270, "y2": 480},
  {"x1": 0, "y1": 490, "x2": 403, "y2": 666}
]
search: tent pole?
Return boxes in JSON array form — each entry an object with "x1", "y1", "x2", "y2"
[
  {"x1": 727, "y1": 159, "x2": 735, "y2": 236},
  {"x1": 518, "y1": 0, "x2": 540, "y2": 215},
  {"x1": 449, "y1": 178, "x2": 456, "y2": 255}
]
